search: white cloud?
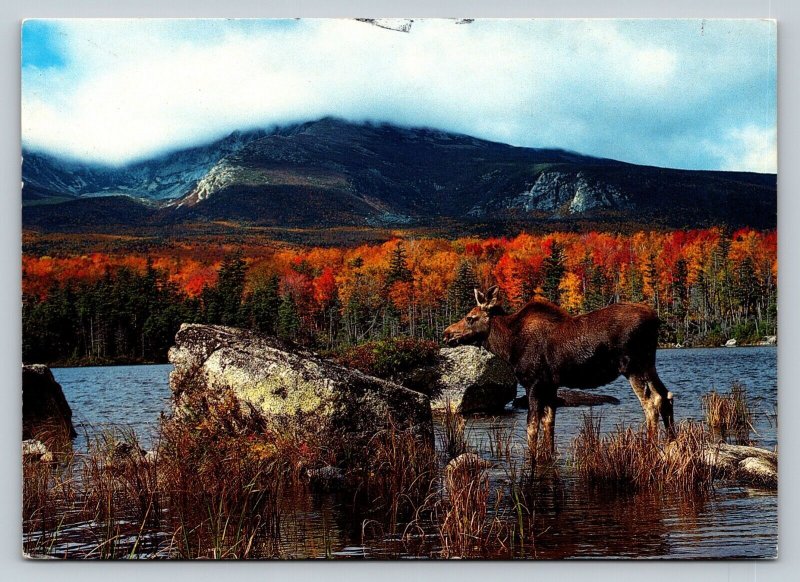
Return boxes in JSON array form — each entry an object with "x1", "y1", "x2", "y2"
[
  {"x1": 710, "y1": 125, "x2": 778, "y2": 174},
  {"x1": 21, "y1": 19, "x2": 776, "y2": 171}
]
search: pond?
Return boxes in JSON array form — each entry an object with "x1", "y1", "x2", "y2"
[{"x1": 44, "y1": 346, "x2": 777, "y2": 559}]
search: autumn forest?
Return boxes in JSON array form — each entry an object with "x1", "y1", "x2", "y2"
[{"x1": 20, "y1": 226, "x2": 776, "y2": 366}]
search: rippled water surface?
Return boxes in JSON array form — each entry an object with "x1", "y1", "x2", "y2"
[
  {"x1": 55, "y1": 364, "x2": 173, "y2": 450},
  {"x1": 50, "y1": 347, "x2": 777, "y2": 559}
]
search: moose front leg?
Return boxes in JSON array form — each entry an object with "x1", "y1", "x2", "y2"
[
  {"x1": 645, "y1": 367, "x2": 675, "y2": 438},
  {"x1": 541, "y1": 403, "x2": 557, "y2": 457},
  {"x1": 526, "y1": 384, "x2": 557, "y2": 460}
]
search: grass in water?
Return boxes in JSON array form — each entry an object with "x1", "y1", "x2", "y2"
[
  {"x1": 570, "y1": 412, "x2": 714, "y2": 494},
  {"x1": 438, "y1": 399, "x2": 467, "y2": 459},
  {"x1": 702, "y1": 382, "x2": 754, "y2": 444}
]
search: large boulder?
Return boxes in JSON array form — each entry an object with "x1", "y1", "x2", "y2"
[
  {"x1": 22, "y1": 364, "x2": 77, "y2": 441},
  {"x1": 167, "y1": 324, "x2": 432, "y2": 463},
  {"x1": 430, "y1": 346, "x2": 517, "y2": 414}
]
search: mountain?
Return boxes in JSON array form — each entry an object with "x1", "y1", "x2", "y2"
[
  {"x1": 22, "y1": 118, "x2": 777, "y2": 234},
  {"x1": 22, "y1": 129, "x2": 269, "y2": 204}
]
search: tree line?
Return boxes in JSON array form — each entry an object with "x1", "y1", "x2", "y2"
[{"x1": 22, "y1": 228, "x2": 777, "y2": 366}]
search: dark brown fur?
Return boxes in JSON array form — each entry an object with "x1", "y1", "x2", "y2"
[{"x1": 444, "y1": 287, "x2": 674, "y2": 456}]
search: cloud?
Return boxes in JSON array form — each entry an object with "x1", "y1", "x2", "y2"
[
  {"x1": 21, "y1": 19, "x2": 776, "y2": 172},
  {"x1": 706, "y1": 125, "x2": 778, "y2": 174}
]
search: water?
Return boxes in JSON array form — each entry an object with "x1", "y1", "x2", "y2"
[
  {"x1": 533, "y1": 345, "x2": 778, "y2": 451},
  {"x1": 48, "y1": 347, "x2": 777, "y2": 559},
  {"x1": 53, "y1": 364, "x2": 173, "y2": 451}
]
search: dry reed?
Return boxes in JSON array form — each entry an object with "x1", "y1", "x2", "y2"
[
  {"x1": 702, "y1": 382, "x2": 754, "y2": 444},
  {"x1": 435, "y1": 453, "x2": 511, "y2": 558},
  {"x1": 354, "y1": 416, "x2": 438, "y2": 532},
  {"x1": 438, "y1": 399, "x2": 467, "y2": 459},
  {"x1": 570, "y1": 412, "x2": 714, "y2": 493}
]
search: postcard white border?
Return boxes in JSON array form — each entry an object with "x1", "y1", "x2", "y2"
[{"x1": 3, "y1": 1, "x2": 796, "y2": 581}]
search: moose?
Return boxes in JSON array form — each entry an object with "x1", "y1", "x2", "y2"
[{"x1": 443, "y1": 286, "x2": 674, "y2": 457}]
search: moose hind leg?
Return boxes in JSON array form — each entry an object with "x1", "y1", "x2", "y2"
[
  {"x1": 627, "y1": 373, "x2": 660, "y2": 439},
  {"x1": 541, "y1": 402, "x2": 557, "y2": 458},
  {"x1": 646, "y1": 367, "x2": 675, "y2": 437}
]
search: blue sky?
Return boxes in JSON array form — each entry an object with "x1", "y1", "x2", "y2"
[{"x1": 21, "y1": 19, "x2": 776, "y2": 172}]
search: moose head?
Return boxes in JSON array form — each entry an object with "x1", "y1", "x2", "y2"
[{"x1": 443, "y1": 285, "x2": 501, "y2": 347}]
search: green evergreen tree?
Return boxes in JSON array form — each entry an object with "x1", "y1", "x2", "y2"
[
  {"x1": 202, "y1": 251, "x2": 247, "y2": 326},
  {"x1": 627, "y1": 264, "x2": 644, "y2": 303},
  {"x1": 735, "y1": 257, "x2": 759, "y2": 318},
  {"x1": 448, "y1": 260, "x2": 479, "y2": 315},
  {"x1": 542, "y1": 242, "x2": 566, "y2": 303},
  {"x1": 248, "y1": 274, "x2": 281, "y2": 335},
  {"x1": 583, "y1": 260, "x2": 607, "y2": 311},
  {"x1": 277, "y1": 293, "x2": 301, "y2": 341},
  {"x1": 671, "y1": 258, "x2": 689, "y2": 343},
  {"x1": 386, "y1": 242, "x2": 413, "y2": 286}
]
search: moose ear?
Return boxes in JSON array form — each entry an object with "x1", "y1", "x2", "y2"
[
  {"x1": 474, "y1": 288, "x2": 486, "y2": 306},
  {"x1": 485, "y1": 285, "x2": 500, "y2": 308}
]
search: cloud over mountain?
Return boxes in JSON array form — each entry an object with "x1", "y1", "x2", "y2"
[{"x1": 22, "y1": 19, "x2": 776, "y2": 172}]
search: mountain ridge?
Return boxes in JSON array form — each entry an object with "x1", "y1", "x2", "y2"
[{"x1": 22, "y1": 118, "x2": 777, "y2": 234}]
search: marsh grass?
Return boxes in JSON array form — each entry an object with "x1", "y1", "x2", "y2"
[
  {"x1": 702, "y1": 382, "x2": 754, "y2": 444},
  {"x1": 437, "y1": 453, "x2": 498, "y2": 557},
  {"x1": 27, "y1": 386, "x2": 753, "y2": 559},
  {"x1": 352, "y1": 416, "x2": 438, "y2": 532},
  {"x1": 437, "y1": 399, "x2": 467, "y2": 459},
  {"x1": 23, "y1": 403, "x2": 309, "y2": 559},
  {"x1": 22, "y1": 451, "x2": 79, "y2": 557},
  {"x1": 22, "y1": 421, "x2": 82, "y2": 557},
  {"x1": 485, "y1": 421, "x2": 537, "y2": 553},
  {"x1": 570, "y1": 412, "x2": 714, "y2": 494}
]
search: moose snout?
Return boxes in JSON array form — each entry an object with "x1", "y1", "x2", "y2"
[{"x1": 443, "y1": 321, "x2": 464, "y2": 346}]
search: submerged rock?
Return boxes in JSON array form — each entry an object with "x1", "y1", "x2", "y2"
[
  {"x1": 22, "y1": 364, "x2": 77, "y2": 441},
  {"x1": 431, "y1": 346, "x2": 517, "y2": 414},
  {"x1": 702, "y1": 442, "x2": 777, "y2": 489},
  {"x1": 512, "y1": 388, "x2": 621, "y2": 410},
  {"x1": 168, "y1": 324, "x2": 432, "y2": 464},
  {"x1": 101, "y1": 441, "x2": 148, "y2": 473},
  {"x1": 307, "y1": 465, "x2": 346, "y2": 491}
]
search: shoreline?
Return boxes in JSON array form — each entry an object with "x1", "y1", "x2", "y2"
[{"x1": 35, "y1": 343, "x2": 778, "y2": 369}]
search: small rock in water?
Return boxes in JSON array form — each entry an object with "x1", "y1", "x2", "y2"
[
  {"x1": 22, "y1": 439, "x2": 52, "y2": 462},
  {"x1": 307, "y1": 465, "x2": 345, "y2": 490},
  {"x1": 444, "y1": 453, "x2": 492, "y2": 495},
  {"x1": 737, "y1": 456, "x2": 778, "y2": 488},
  {"x1": 23, "y1": 364, "x2": 77, "y2": 440},
  {"x1": 513, "y1": 389, "x2": 620, "y2": 409},
  {"x1": 701, "y1": 442, "x2": 777, "y2": 489}
]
